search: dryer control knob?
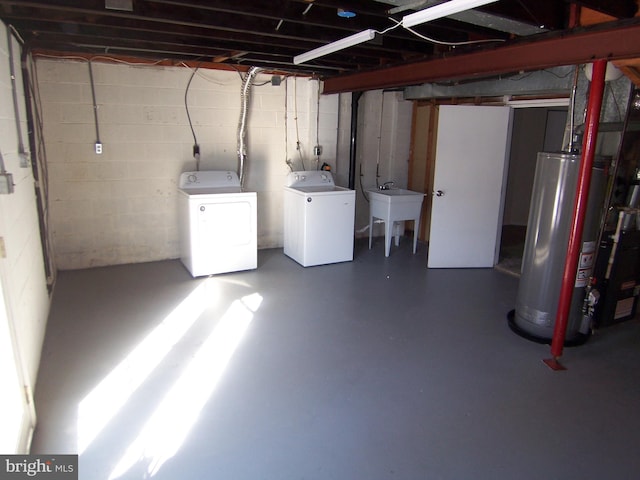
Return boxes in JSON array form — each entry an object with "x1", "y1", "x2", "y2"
[
  {"x1": 188, "y1": 174, "x2": 198, "y2": 183},
  {"x1": 200, "y1": 206, "x2": 205, "y2": 212},
  {"x1": 227, "y1": 174, "x2": 232, "y2": 181},
  {"x1": 321, "y1": 174, "x2": 327, "y2": 180}
]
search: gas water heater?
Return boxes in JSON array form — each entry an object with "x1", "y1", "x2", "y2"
[{"x1": 509, "y1": 152, "x2": 607, "y2": 344}]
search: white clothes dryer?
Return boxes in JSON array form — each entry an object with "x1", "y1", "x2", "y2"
[
  {"x1": 179, "y1": 171, "x2": 257, "y2": 277},
  {"x1": 283, "y1": 171, "x2": 355, "y2": 267}
]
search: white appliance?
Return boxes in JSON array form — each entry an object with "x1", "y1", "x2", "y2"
[
  {"x1": 178, "y1": 171, "x2": 257, "y2": 277},
  {"x1": 283, "y1": 171, "x2": 355, "y2": 267}
]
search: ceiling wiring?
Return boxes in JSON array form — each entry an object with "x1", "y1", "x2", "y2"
[{"x1": 374, "y1": 17, "x2": 506, "y2": 47}]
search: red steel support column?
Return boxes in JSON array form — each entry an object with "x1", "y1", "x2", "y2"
[{"x1": 545, "y1": 59, "x2": 607, "y2": 370}]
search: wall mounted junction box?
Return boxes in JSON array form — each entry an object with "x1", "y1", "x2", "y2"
[{"x1": 0, "y1": 172, "x2": 14, "y2": 194}]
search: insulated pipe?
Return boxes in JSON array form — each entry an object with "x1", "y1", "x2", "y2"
[
  {"x1": 549, "y1": 59, "x2": 607, "y2": 362},
  {"x1": 348, "y1": 91, "x2": 362, "y2": 190},
  {"x1": 238, "y1": 66, "x2": 262, "y2": 189}
]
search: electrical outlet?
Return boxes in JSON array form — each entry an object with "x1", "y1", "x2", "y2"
[
  {"x1": 95, "y1": 142, "x2": 103, "y2": 154},
  {"x1": 314, "y1": 145, "x2": 322, "y2": 156}
]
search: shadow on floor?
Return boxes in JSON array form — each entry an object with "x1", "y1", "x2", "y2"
[{"x1": 495, "y1": 224, "x2": 526, "y2": 277}]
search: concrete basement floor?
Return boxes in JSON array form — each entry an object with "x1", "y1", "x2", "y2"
[{"x1": 32, "y1": 239, "x2": 640, "y2": 480}]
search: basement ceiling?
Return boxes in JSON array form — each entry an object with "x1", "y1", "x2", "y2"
[{"x1": 0, "y1": 0, "x2": 639, "y2": 90}]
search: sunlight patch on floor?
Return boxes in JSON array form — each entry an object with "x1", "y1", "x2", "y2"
[
  {"x1": 77, "y1": 280, "x2": 215, "y2": 454},
  {"x1": 108, "y1": 292, "x2": 262, "y2": 479}
]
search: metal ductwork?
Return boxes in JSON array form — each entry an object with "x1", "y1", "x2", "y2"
[{"x1": 238, "y1": 66, "x2": 262, "y2": 189}]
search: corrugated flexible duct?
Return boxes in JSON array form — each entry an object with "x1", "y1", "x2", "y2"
[{"x1": 238, "y1": 66, "x2": 262, "y2": 188}]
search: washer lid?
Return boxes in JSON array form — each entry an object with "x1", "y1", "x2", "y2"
[{"x1": 179, "y1": 170, "x2": 241, "y2": 190}]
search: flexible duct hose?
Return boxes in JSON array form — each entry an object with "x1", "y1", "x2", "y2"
[{"x1": 238, "y1": 66, "x2": 262, "y2": 188}]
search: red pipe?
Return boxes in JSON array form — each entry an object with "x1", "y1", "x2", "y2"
[{"x1": 549, "y1": 59, "x2": 607, "y2": 361}]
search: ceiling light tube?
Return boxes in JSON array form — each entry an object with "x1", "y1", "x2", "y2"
[
  {"x1": 294, "y1": 29, "x2": 375, "y2": 65},
  {"x1": 402, "y1": 0, "x2": 499, "y2": 28}
]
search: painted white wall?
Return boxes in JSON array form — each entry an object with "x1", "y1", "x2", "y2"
[
  {"x1": 36, "y1": 59, "x2": 340, "y2": 269},
  {"x1": 0, "y1": 23, "x2": 50, "y2": 451}
]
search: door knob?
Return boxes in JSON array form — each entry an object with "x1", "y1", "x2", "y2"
[{"x1": 434, "y1": 190, "x2": 445, "y2": 197}]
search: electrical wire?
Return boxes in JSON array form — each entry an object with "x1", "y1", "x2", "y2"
[
  {"x1": 359, "y1": 163, "x2": 369, "y2": 203},
  {"x1": 385, "y1": 17, "x2": 505, "y2": 46},
  {"x1": 293, "y1": 77, "x2": 305, "y2": 170},
  {"x1": 515, "y1": 0, "x2": 545, "y2": 28},
  {"x1": 184, "y1": 64, "x2": 199, "y2": 146},
  {"x1": 405, "y1": 24, "x2": 506, "y2": 46},
  {"x1": 284, "y1": 76, "x2": 293, "y2": 171},
  {"x1": 7, "y1": 27, "x2": 28, "y2": 161},
  {"x1": 87, "y1": 60, "x2": 101, "y2": 147},
  {"x1": 183, "y1": 63, "x2": 202, "y2": 170},
  {"x1": 374, "y1": 22, "x2": 403, "y2": 36},
  {"x1": 20, "y1": 46, "x2": 57, "y2": 288},
  {"x1": 375, "y1": 91, "x2": 385, "y2": 189},
  {"x1": 33, "y1": 52, "x2": 167, "y2": 67},
  {"x1": 179, "y1": 62, "x2": 238, "y2": 86},
  {"x1": 315, "y1": 78, "x2": 321, "y2": 169}
]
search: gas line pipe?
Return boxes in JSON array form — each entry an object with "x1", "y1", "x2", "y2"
[{"x1": 544, "y1": 59, "x2": 607, "y2": 371}]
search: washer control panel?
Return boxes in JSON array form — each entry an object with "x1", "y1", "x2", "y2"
[
  {"x1": 179, "y1": 171, "x2": 240, "y2": 189},
  {"x1": 286, "y1": 170, "x2": 335, "y2": 188}
]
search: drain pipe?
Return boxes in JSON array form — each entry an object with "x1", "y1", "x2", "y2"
[
  {"x1": 238, "y1": 66, "x2": 262, "y2": 189},
  {"x1": 348, "y1": 91, "x2": 363, "y2": 189},
  {"x1": 544, "y1": 59, "x2": 607, "y2": 371}
]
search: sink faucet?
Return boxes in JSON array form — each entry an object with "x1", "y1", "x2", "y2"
[{"x1": 380, "y1": 181, "x2": 394, "y2": 190}]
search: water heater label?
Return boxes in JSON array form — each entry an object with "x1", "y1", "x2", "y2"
[
  {"x1": 575, "y1": 241, "x2": 596, "y2": 287},
  {"x1": 576, "y1": 268, "x2": 592, "y2": 287},
  {"x1": 579, "y1": 251, "x2": 595, "y2": 269}
]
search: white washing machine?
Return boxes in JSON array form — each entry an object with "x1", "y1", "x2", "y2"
[
  {"x1": 284, "y1": 171, "x2": 355, "y2": 267},
  {"x1": 178, "y1": 171, "x2": 257, "y2": 277}
]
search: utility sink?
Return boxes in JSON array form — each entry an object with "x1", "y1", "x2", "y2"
[{"x1": 368, "y1": 188, "x2": 425, "y2": 257}]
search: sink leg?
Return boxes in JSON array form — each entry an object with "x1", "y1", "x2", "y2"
[
  {"x1": 412, "y1": 217, "x2": 420, "y2": 254},
  {"x1": 385, "y1": 221, "x2": 393, "y2": 257},
  {"x1": 368, "y1": 214, "x2": 373, "y2": 250}
]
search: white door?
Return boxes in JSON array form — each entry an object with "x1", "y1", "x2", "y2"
[
  {"x1": 0, "y1": 280, "x2": 33, "y2": 453},
  {"x1": 428, "y1": 105, "x2": 512, "y2": 268}
]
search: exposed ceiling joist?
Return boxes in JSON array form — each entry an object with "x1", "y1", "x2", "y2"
[
  {"x1": 322, "y1": 20, "x2": 640, "y2": 94},
  {"x1": 570, "y1": 0, "x2": 638, "y2": 19},
  {"x1": 0, "y1": 0, "x2": 638, "y2": 90}
]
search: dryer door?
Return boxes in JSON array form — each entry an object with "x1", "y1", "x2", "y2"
[{"x1": 198, "y1": 200, "x2": 253, "y2": 246}]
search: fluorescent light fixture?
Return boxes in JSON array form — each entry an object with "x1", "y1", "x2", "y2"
[
  {"x1": 402, "y1": 0, "x2": 499, "y2": 28},
  {"x1": 294, "y1": 29, "x2": 375, "y2": 65}
]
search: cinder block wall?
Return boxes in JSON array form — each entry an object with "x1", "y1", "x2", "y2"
[
  {"x1": 36, "y1": 59, "x2": 340, "y2": 269},
  {"x1": 0, "y1": 23, "x2": 50, "y2": 448}
]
